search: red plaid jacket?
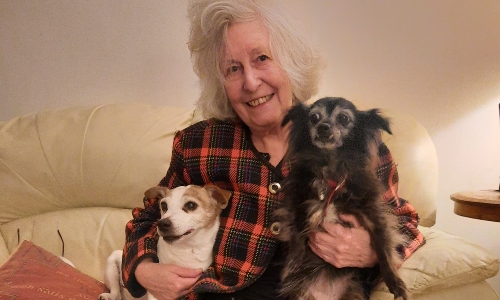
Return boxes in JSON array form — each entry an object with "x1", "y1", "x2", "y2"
[{"x1": 122, "y1": 118, "x2": 425, "y2": 299}]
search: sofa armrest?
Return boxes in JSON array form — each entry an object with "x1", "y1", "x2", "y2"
[{"x1": 381, "y1": 109, "x2": 438, "y2": 227}]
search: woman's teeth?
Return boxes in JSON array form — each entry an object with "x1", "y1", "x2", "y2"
[{"x1": 248, "y1": 94, "x2": 273, "y2": 107}]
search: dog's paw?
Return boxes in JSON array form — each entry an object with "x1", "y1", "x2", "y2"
[
  {"x1": 98, "y1": 293, "x2": 118, "y2": 300},
  {"x1": 381, "y1": 270, "x2": 408, "y2": 300},
  {"x1": 394, "y1": 291, "x2": 409, "y2": 300},
  {"x1": 387, "y1": 278, "x2": 409, "y2": 300}
]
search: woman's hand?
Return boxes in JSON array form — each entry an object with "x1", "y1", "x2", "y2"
[
  {"x1": 308, "y1": 214, "x2": 378, "y2": 268},
  {"x1": 135, "y1": 259, "x2": 202, "y2": 300}
]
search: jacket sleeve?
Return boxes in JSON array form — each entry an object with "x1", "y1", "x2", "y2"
[
  {"x1": 122, "y1": 130, "x2": 188, "y2": 297},
  {"x1": 376, "y1": 143, "x2": 426, "y2": 260}
]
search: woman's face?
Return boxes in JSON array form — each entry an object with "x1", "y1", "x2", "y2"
[{"x1": 221, "y1": 20, "x2": 293, "y2": 133}]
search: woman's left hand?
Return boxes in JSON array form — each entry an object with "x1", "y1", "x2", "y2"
[{"x1": 308, "y1": 214, "x2": 378, "y2": 268}]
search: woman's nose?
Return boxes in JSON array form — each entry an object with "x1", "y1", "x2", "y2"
[{"x1": 242, "y1": 67, "x2": 262, "y2": 92}]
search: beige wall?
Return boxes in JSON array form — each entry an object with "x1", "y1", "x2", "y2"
[
  {"x1": 0, "y1": 1, "x2": 198, "y2": 117},
  {"x1": 1, "y1": 0, "x2": 499, "y2": 294}
]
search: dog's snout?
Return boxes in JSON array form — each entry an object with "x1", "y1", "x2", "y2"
[
  {"x1": 317, "y1": 123, "x2": 331, "y2": 139},
  {"x1": 158, "y1": 219, "x2": 172, "y2": 232}
]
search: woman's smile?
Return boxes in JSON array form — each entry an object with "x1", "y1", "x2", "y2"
[{"x1": 247, "y1": 94, "x2": 274, "y2": 107}]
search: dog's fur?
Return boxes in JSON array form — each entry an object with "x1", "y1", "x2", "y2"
[
  {"x1": 98, "y1": 184, "x2": 231, "y2": 300},
  {"x1": 272, "y1": 97, "x2": 408, "y2": 300}
]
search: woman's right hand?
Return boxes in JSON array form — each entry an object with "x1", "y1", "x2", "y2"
[{"x1": 135, "y1": 259, "x2": 202, "y2": 300}]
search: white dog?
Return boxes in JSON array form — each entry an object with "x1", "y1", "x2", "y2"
[{"x1": 98, "y1": 184, "x2": 231, "y2": 300}]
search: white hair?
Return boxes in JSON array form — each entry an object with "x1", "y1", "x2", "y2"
[{"x1": 188, "y1": 0, "x2": 323, "y2": 120}]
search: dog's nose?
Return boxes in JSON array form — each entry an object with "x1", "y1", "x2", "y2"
[
  {"x1": 158, "y1": 219, "x2": 172, "y2": 232},
  {"x1": 317, "y1": 123, "x2": 331, "y2": 139}
]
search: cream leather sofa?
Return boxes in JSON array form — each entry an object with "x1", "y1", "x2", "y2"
[{"x1": 0, "y1": 103, "x2": 498, "y2": 299}]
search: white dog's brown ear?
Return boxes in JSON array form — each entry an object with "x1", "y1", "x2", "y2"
[
  {"x1": 144, "y1": 186, "x2": 169, "y2": 201},
  {"x1": 204, "y1": 184, "x2": 231, "y2": 209}
]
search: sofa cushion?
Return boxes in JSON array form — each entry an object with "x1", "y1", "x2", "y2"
[
  {"x1": 372, "y1": 226, "x2": 499, "y2": 296},
  {"x1": 0, "y1": 239, "x2": 8, "y2": 267},
  {"x1": 0, "y1": 240, "x2": 108, "y2": 299},
  {"x1": 371, "y1": 281, "x2": 500, "y2": 300},
  {"x1": 0, "y1": 207, "x2": 133, "y2": 281}
]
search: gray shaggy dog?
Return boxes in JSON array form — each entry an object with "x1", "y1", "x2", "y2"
[{"x1": 272, "y1": 97, "x2": 408, "y2": 300}]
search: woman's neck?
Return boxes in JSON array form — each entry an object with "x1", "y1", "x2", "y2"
[{"x1": 250, "y1": 124, "x2": 289, "y2": 166}]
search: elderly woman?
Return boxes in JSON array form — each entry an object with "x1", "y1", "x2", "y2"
[{"x1": 122, "y1": 1, "x2": 424, "y2": 299}]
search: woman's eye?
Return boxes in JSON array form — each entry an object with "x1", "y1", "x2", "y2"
[
  {"x1": 257, "y1": 55, "x2": 269, "y2": 62},
  {"x1": 226, "y1": 65, "x2": 239, "y2": 75},
  {"x1": 309, "y1": 113, "x2": 321, "y2": 125},
  {"x1": 184, "y1": 201, "x2": 198, "y2": 211},
  {"x1": 160, "y1": 202, "x2": 168, "y2": 212},
  {"x1": 225, "y1": 65, "x2": 242, "y2": 80},
  {"x1": 337, "y1": 114, "x2": 350, "y2": 127}
]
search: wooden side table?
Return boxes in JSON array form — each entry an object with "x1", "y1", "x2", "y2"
[{"x1": 450, "y1": 190, "x2": 500, "y2": 222}]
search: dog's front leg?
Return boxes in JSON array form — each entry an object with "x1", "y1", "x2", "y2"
[
  {"x1": 99, "y1": 250, "x2": 124, "y2": 300},
  {"x1": 365, "y1": 215, "x2": 408, "y2": 300}
]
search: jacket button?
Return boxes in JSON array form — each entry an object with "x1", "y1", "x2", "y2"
[{"x1": 268, "y1": 182, "x2": 281, "y2": 194}]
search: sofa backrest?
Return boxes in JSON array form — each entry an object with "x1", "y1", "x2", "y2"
[
  {"x1": 0, "y1": 103, "x2": 197, "y2": 224},
  {"x1": 0, "y1": 102, "x2": 437, "y2": 226}
]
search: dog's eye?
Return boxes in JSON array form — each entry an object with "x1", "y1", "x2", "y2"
[
  {"x1": 184, "y1": 201, "x2": 198, "y2": 211},
  {"x1": 160, "y1": 202, "x2": 168, "y2": 212},
  {"x1": 309, "y1": 113, "x2": 321, "y2": 125},
  {"x1": 337, "y1": 114, "x2": 350, "y2": 127}
]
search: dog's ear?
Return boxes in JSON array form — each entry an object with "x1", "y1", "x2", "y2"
[
  {"x1": 144, "y1": 186, "x2": 170, "y2": 201},
  {"x1": 204, "y1": 184, "x2": 231, "y2": 209},
  {"x1": 282, "y1": 102, "x2": 315, "y2": 154},
  {"x1": 281, "y1": 102, "x2": 309, "y2": 127},
  {"x1": 363, "y1": 109, "x2": 392, "y2": 135}
]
